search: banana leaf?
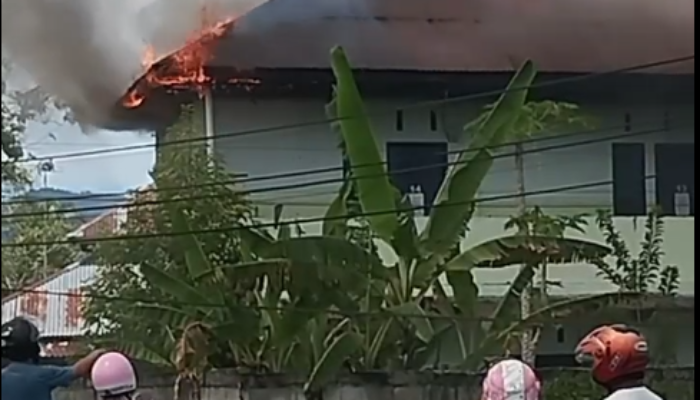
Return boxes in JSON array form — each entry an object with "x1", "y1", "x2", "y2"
[
  {"x1": 166, "y1": 202, "x2": 212, "y2": 280},
  {"x1": 420, "y1": 61, "x2": 537, "y2": 256},
  {"x1": 462, "y1": 292, "x2": 643, "y2": 369},
  {"x1": 330, "y1": 46, "x2": 398, "y2": 241},
  {"x1": 444, "y1": 235, "x2": 611, "y2": 270},
  {"x1": 303, "y1": 330, "x2": 363, "y2": 393}
]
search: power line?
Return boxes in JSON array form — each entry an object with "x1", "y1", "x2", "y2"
[
  {"x1": 4, "y1": 55, "x2": 693, "y2": 165},
  {"x1": 1, "y1": 122, "x2": 672, "y2": 210},
  {"x1": 0, "y1": 177, "x2": 655, "y2": 248},
  {"x1": 0, "y1": 287, "x2": 644, "y2": 322},
  {"x1": 1, "y1": 125, "x2": 669, "y2": 220}
]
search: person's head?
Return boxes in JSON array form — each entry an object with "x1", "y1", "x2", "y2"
[
  {"x1": 575, "y1": 324, "x2": 649, "y2": 390},
  {"x1": 91, "y1": 352, "x2": 138, "y2": 400},
  {"x1": 1, "y1": 317, "x2": 41, "y2": 363},
  {"x1": 482, "y1": 358, "x2": 541, "y2": 400}
]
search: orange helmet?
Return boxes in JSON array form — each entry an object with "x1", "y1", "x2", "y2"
[{"x1": 575, "y1": 324, "x2": 649, "y2": 384}]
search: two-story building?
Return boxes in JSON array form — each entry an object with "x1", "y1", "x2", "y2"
[
  {"x1": 174, "y1": 0, "x2": 696, "y2": 365},
  {"x1": 8, "y1": 0, "x2": 692, "y2": 366}
]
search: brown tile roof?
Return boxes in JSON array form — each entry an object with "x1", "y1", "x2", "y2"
[{"x1": 210, "y1": 0, "x2": 694, "y2": 74}]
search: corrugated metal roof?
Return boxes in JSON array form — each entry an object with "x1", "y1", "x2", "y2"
[
  {"x1": 1, "y1": 263, "x2": 99, "y2": 338},
  {"x1": 209, "y1": 0, "x2": 694, "y2": 74},
  {"x1": 1, "y1": 190, "x2": 141, "y2": 337}
]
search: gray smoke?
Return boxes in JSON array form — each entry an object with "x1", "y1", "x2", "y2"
[{"x1": 1, "y1": 0, "x2": 269, "y2": 130}]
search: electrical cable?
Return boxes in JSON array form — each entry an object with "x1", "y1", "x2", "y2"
[
  {"x1": 0, "y1": 176, "x2": 656, "y2": 248},
  {"x1": 3, "y1": 119, "x2": 680, "y2": 212},
  {"x1": 0, "y1": 286, "x2": 642, "y2": 322},
  {"x1": 4, "y1": 55, "x2": 693, "y2": 165},
  {"x1": 3, "y1": 119, "x2": 638, "y2": 206},
  {"x1": 1, "y1": 125, "x2": 671, "y2": 220}
]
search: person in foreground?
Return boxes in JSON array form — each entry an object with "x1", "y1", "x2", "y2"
[
  {"x1": 575, "y1": 324, "x2": 664, "y2": 400},
  {"x1": 91, "y1": 351, "x2": 140, "y2": 400},
  {"x1": 1, "y1": 316, "x2": 105, "y2": 400},
  {"x1": 482, "y1": 358, "x2": 541, "y2": 400}
]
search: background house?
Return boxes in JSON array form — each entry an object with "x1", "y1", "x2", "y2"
[
  {"x1": 187, "y1": 0, "x2": 696, "y2": 290},
  {"x1": 1, "y1": 207, "x2": 126, "y2": 360},
  {"x1": 5, "y1": 0, "x2": 693, "y2": 367},
  {"x1": 205, "y1": 0, "x2": 694, "y2": 365}
]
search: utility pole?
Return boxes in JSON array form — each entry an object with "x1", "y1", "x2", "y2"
[
  {"x1": 514, "y1": 142, "x2": 535, "y2": 366},
  {"x1": 38, "y1": 159, "x2": 55, "y2": 278}
]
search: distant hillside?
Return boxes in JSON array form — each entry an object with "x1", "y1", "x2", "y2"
[
  {"x1": 2, "y1": 188, "x2": 127, "y2": 240},
  {"x1": 18, "y1": 188, "x2": 127, "y2": 222}
]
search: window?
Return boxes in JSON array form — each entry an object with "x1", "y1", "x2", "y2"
[
  {"x1": 429, "y1": 110, "x2": 439, "y2": 132},
  {"x1": 386, "y1": 142, "x2": 448, "y2": 215},
  {"x1": 395, "y1": 110, "x2": 404, "y2": 131},
  {"x1": 655, "y1": 143, "x2": 694, "y2": 216},
  {"x1": 535, "y1": 354, "x2": 578, "y2": 368},
  {"x1": 611, "y1": 143, "x2": 647, "y2": 216}
]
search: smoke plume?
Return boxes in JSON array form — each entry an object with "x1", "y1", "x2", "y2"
[{"x1": 1, "y1": 0, "x2": 268, "y2": 130}]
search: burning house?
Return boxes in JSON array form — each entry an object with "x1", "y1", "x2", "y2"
[
  {"x1": 113, "y1": 0, "x2": 695, "y2": 216},
  {"x1": 127, "y1": 0, "x2": 696, "y2": 365},
  {"x1": 1, "y1": 0, "x2": 694, "y2": 364}
]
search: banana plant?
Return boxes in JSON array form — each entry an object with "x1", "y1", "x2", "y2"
[
  {"x1": 400, "y1": 227, "x2": 612, "y2": 369},
  {"x1": 325, "y1": 47, "x2": 640, "y2": 371},
  {"x1": 134, "y1": 199, "x2": 379, "y2": 388},
  {"x1": 326, "y1": 46, "x2": 540, "y2": 367}
]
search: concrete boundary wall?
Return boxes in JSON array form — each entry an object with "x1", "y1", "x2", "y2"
[{"x1": 56, "y1": 367, "x2": 694, "y2": 400}]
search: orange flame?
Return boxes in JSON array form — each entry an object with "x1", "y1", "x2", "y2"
[{"x1": 122, "y1": 15, "x2": 259, "y2": 109}]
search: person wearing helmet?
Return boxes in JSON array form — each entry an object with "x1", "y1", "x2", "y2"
[
  {"x1": 482, "y1": 358, "x2": 541, "y2": 400},
  {"x1": 575, "y1": 324, "x2": 663, "y2": 400},
  {"x1": 91, "y1": 351, "x2": 139, "y2": 399},
  {"x1": 1, "y1": 316, "x2": 106, "y2": 400}
]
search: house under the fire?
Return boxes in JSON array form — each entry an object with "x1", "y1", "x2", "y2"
[{"x1": 108, "y1": 0, "x2": 694, "y2": 132}]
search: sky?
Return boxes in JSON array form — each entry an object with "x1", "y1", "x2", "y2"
[
  {"x1": 24, "y1": 120, "x2": 155, "y2": 193},
  {"x1": 4, "y1": 58, "x2": 154, "y2": 194}
]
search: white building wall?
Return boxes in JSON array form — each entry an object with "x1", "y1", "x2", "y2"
[{"x1": 212, "y1": 97, "x2": 694, "y2": 216}]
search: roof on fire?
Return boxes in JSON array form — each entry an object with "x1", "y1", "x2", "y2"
[{"x1": 209, "y1": 0, "x2": 694, "y2": 74}]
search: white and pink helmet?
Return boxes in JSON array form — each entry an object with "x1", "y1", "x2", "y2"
[
  {"x1": 91, "y1": 352, "x2": 138, "y2": 398},
  {"x1": 482, "y1": 359, "x2": 541, "y2": 400}
]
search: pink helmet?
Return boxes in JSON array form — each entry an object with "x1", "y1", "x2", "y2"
[
  {"x1": 482, "y1": 359, "x2": 541, "y2": 400},
  {"x1": 91, "y1": 352, "x2": 137, "y2": 397}
]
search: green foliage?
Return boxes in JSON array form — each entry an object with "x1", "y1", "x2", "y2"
[
  {"x1": 1, "y1": 201, "x2": 80, "y2": 289},
  {"x1": 85, "y1": 49, "x2": 686, "y2": 396},
  {"x1": 542, "y1": 369, "x2": 694, "y2": 400},
  {"x1": 1, "y1": 61, "x2": 80, "y2": 290},
  {"x1": 325, "y1": 52, "x2": 540, "y2": 372},
  {"x1": 82, "y1": 105, "x2": 256, "y2": 367},
  {"x1": 1, "y1": 95, "x2": 30, "y2": 186},
  {"x1": 592, "y1": 208, "x2": 682, "y2": 364},
  {"x1": 326, "y1": 51, "x2": 624, "y2": 372},
  {"x1": 83, "y1": 105, "x2": 378, "y2": 393},
  {"x1": 329, "y1": 46, "x2": 399, "y2": 241},
  {"x1": 1, "y1": 58, "x2": 69, "y2": 187},
  {"x1": 593, "y1": 208, "x2": 680, "y2": 295}
]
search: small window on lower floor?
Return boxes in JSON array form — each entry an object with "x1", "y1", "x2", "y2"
[{"x1": 535, "y1": 354, "x2": 578, "y2": 368}]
